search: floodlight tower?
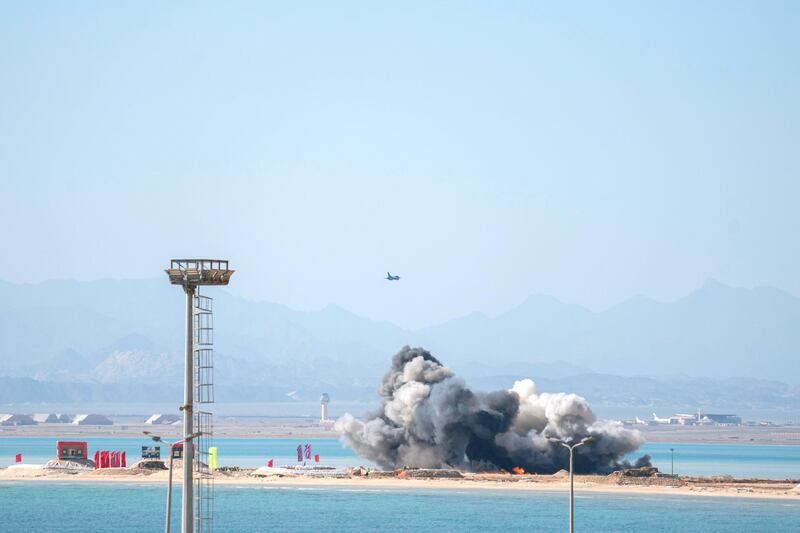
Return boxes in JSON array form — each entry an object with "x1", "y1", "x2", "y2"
[{"x1": 166, "y1": 260, "x2": 233, "y2": 533}]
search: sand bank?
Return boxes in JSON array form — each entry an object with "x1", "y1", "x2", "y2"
[{"x1": 2, "y1": 466, "x2": 798, "y2": 501}]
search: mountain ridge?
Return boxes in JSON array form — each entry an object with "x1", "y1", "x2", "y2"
[{"x1": 0, "y1": 278, "x2": 798, "y2": 398}]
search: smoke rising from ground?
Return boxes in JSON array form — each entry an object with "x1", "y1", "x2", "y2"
[{"x1": 336, "y1": 346, "x2": 649, "y2": 474}]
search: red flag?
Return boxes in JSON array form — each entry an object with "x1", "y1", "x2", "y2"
[
  {"x1": 121, "y1": 451, "x2": 126, "y2": 468},
  {"x1": 15, "y1": 453, "x2": 22, "y2": 463},
  {"x1": 94, "y1": 451, "x2": 100, "y2": 468},
  {"x1": 314, "y1": 454, "x2": 320, "y2": 463},
  {"x1": 304, "y1": 444, "x2": 312, "y2": 460},
  {"x1": 267, "y1": 459, "x2": 274, "y2": 467}
]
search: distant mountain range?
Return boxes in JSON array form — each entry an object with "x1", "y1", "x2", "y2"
[{"x1": 1, "y1": 278, "x2": 798, "y2": 416}]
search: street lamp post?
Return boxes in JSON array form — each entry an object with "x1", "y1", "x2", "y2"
[
  {"x1": 549, "y1": 436, "x2": 594, "y2": 533},
  {"x1": 144, "y1": 431, "x2": 201, "y2": 533},
  {"x1": 670, "y1": 447, "x2": 674, "y2": 477}
]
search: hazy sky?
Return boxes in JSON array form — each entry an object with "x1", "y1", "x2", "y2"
[{"x1": 1, "y1": 2, "x2": 798, "y2": 328}]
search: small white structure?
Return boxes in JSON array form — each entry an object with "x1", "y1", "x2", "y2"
[
  {"x1": 72, "y1": 414, "x2": 113, "y2": 426},
  {"x1": 145, "y1": 413, "x2": 180, "y2": 425},
  {"x1": 320, "y1": 393, "x2": 330, "y2": 423},
  {"x1": 0, "y1": 414, "x2": 37, "y2": 426}
]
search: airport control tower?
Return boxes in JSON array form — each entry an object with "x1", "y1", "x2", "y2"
[
  {"x1": 166, "y1": 260, "x2": 234, "y2": 533},
  {"x1": 320, "y1": 393, "x2": 330, "y2": 423}
]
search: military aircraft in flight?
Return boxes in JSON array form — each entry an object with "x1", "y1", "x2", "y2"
[{"x1": 385, "y1": 272, "x2": 400, "y2": 281}]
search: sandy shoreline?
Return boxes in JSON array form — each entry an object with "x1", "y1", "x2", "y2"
[{"x1": 3, "y1": 467, "x2": 798, "y2": 501}]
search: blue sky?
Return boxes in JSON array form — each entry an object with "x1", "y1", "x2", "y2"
[{"x1": 1, "y1": 1, "x2": 798, "y2": 328}]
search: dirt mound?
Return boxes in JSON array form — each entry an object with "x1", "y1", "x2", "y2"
[
  {"x1": 396, "y1": 468, "x2": 463, "y2": 479},
  {"x1": 44, "y1": 459, "x2": 94, "y2": 472},
  {"x1": 90, "y1": 467, "x2": 139, "y2": 476},
  {"x1": 129, "y1": 459, "x2": 168, "y2": 471},
  {"x1": 614, "y1": 466, "x2": 659, "y2": 478}
]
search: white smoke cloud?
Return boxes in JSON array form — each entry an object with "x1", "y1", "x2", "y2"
[{"x1": 336, "y1": 346, "x2": 649, "y2": 473}]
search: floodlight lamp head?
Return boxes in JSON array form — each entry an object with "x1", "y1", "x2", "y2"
[{"x1": 165, "y1": 259, "x2": 234, "y2": 287}]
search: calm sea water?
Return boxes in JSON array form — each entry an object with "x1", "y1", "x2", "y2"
[
  {"x1": 636, "y1": 442, "x2": 800, "y2": 479},
  {"x1": 0, "y1": 482, "x2": 797, "y2": 532},
  {"x1": 1, "y1": 437, "x2": 799, "y2": 479},
  {"x1": 0, "y1": 437, "x2": 358, "y2": 468}
]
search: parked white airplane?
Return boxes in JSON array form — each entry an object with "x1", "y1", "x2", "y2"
[{"x1": 652, "y1": 413, "x2": 671, "y2": 424}]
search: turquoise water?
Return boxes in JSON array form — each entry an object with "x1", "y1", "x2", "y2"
[
  {"x1": 634, "y1": 442, "x2": 800, "y2": 479},
  {"x1": 0, "y1": 482, "x2": 797, "y2": 532},
  {"x1": 2, "y1": 437, "x2": 799, "y2": 479},
  {"x1": 0, "y1": 437, "x2": 359, "y2": 469}
]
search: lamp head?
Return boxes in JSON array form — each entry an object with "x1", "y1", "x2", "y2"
[{"x1": 142, "y1": 431, "x2": 163, "y2": 443}]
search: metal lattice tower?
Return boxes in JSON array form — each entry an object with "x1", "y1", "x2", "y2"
[
  {"x1": 193, "y1": 291, "x2": 214, "y2": 533},
  {"x1": 193, "y1": 409, "x2": 214, "y2": 533},
  {"x1": 166, "y1": 260, "x2": 233, "y2": 533},
  {"x1": 193, "y1": 293, "x2": 214, "y2": 404}
]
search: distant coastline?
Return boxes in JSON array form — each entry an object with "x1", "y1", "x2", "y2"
[{"x1": 3, "y1": 421, "x2": 799, "y2": 446}]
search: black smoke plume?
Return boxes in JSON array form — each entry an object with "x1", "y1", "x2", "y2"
[{"x1": 336, "y1": 347, "x2": 650, "y2": 474}]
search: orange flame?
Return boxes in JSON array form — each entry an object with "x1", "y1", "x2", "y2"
[{"x1": 511, "y1": 466, "x2": 526, "y2": 475}]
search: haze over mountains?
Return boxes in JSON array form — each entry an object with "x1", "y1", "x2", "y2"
[{"x1": 1, "y1": 278, "x2": 798, "y2": 419}]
